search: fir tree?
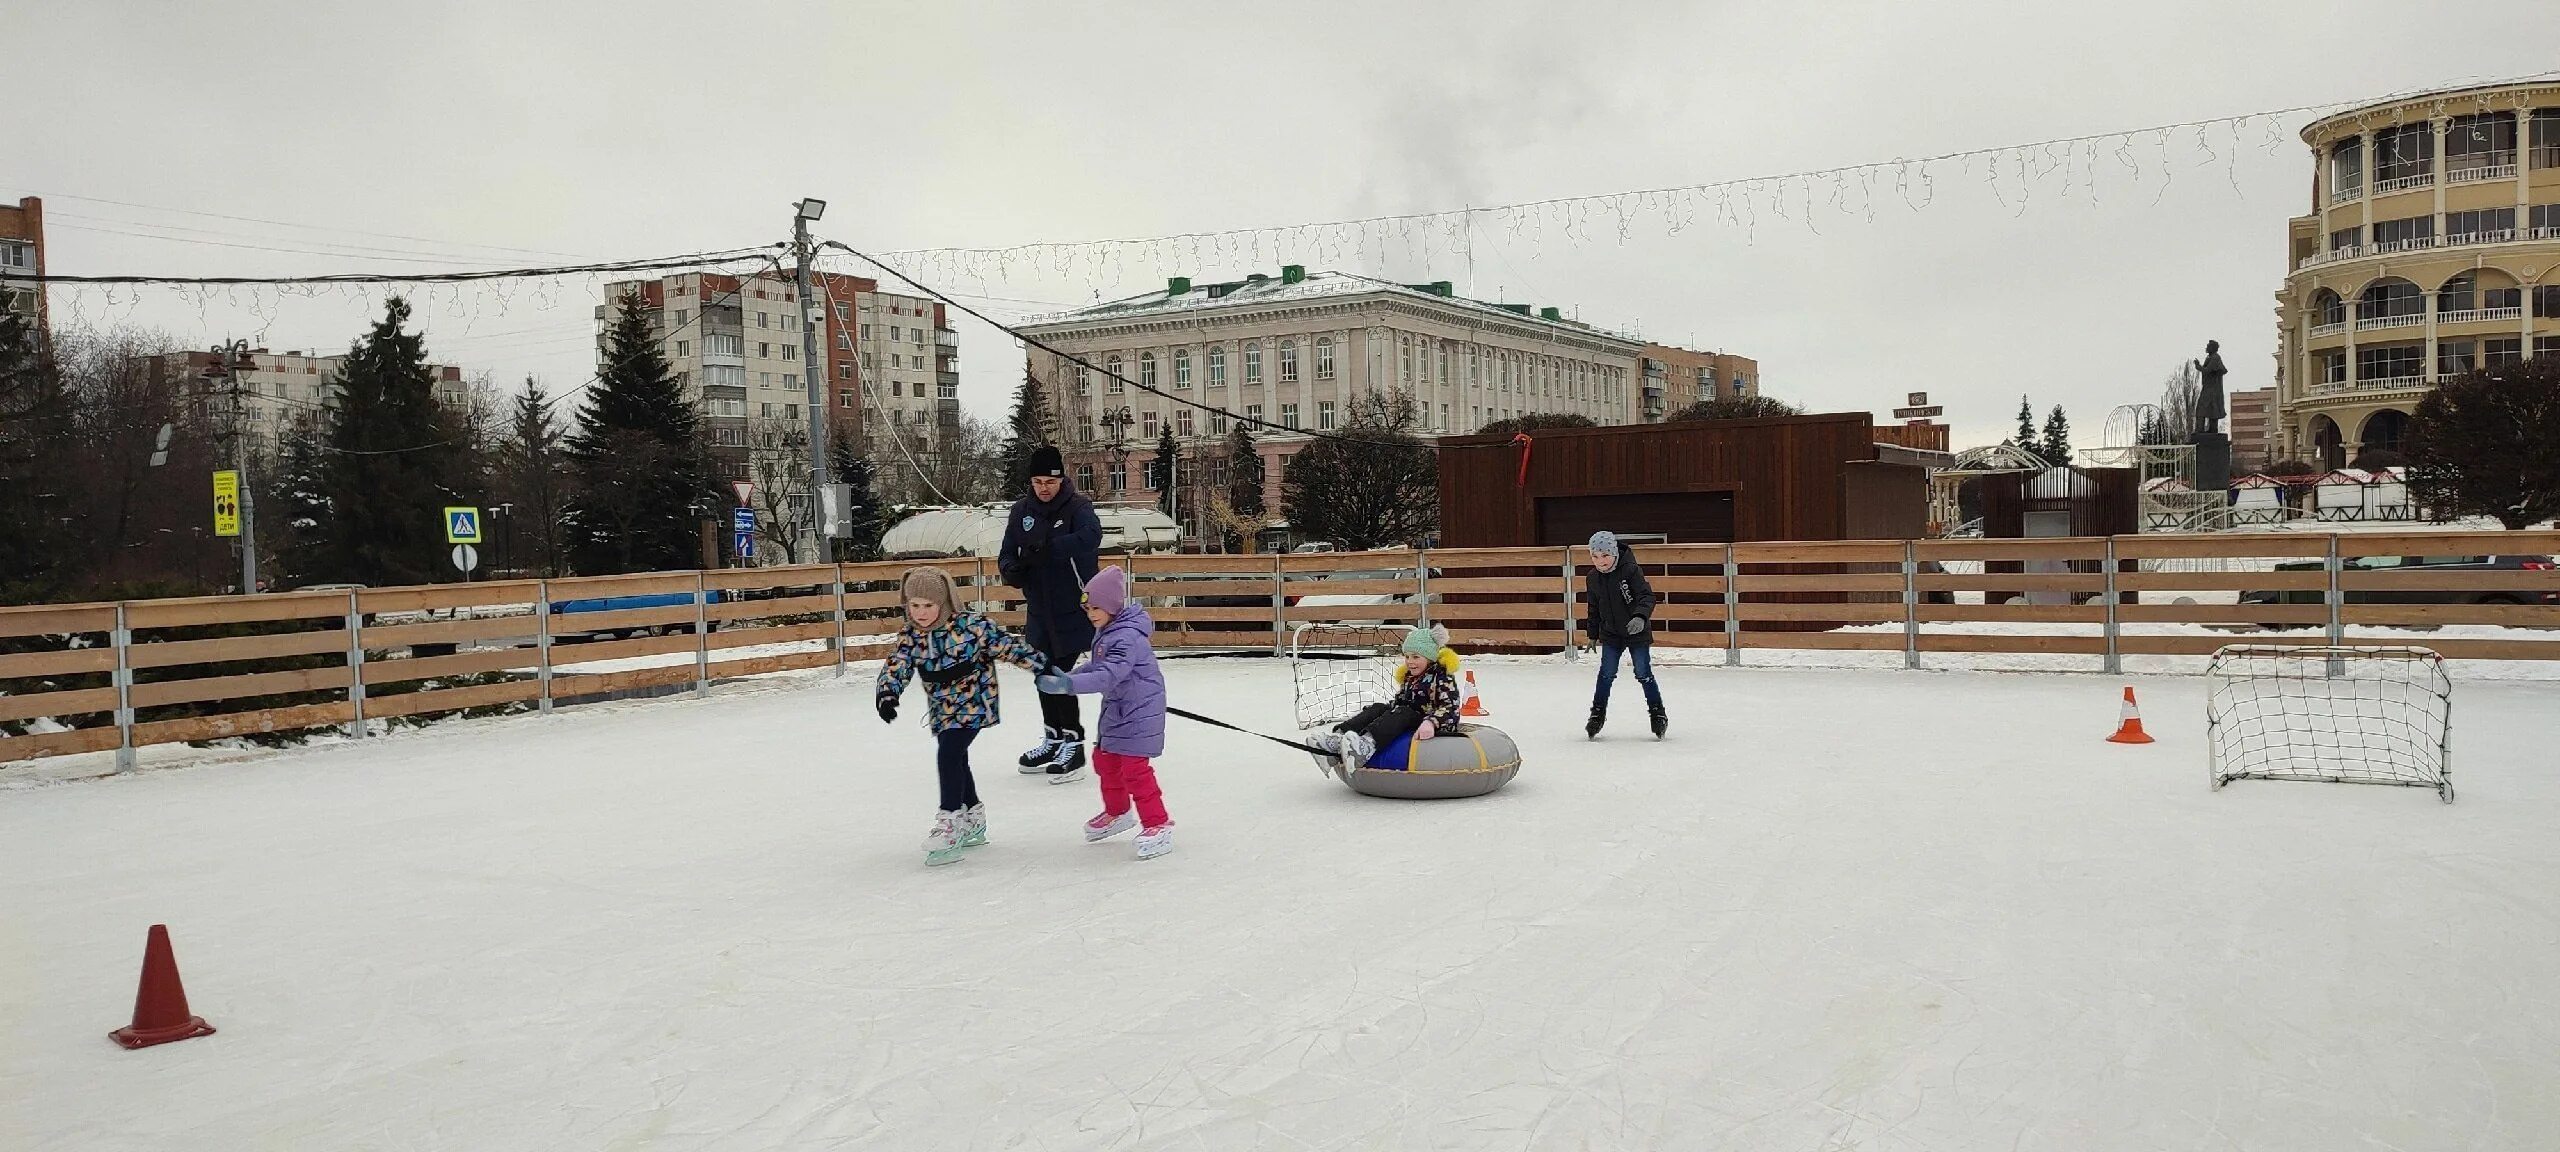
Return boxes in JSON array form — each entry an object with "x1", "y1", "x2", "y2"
[
  {"x1": 999, "y1": 368, "x2": 1055, "y2": 495},
  {"x1": 2039, "y1": 405, "x2": 2073, "y2": 468},
  {"x1": 0, "y1": 310, "x2": 72, "y2": 595},
  {"x1": 272, "y1": 413, "x2": 332, "y2": 586},
  {"x1": 2010, "y1": 396, "x2": 2038, "y2": 457},
  {"x1": 1224, "y1": 422, "x2": 1264, "y2": 550},
  {"x1": 492, "y1": 380, "x2": 567, "y2": 576},
  {"x1": 565, "y1": 292, "x2": 711, "y2": 574},
  {"x1": 315, "y1": 297, "x2": 468, "y2": 587},
  {"x1": 828, "y1": 432, "x2": 885, "y2": 561},
  {"x1": 1153, "y1": 425, "x2": 1180, "y2": 517}
]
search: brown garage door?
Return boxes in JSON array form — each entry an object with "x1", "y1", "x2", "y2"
[{"x1": 1535, "y1": 491, "x2": 1736, "y2": 546}]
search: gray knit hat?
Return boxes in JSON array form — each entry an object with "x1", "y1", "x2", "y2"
[
  {"x1": 900, "y1": 566, "x2": 960, "y2": 629},
  {"x1": 1588, "y1": 530, "x2": 1620, "y2": 560}
]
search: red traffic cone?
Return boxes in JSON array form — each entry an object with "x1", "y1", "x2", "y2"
[
  {"x1": 2106, "y1": 686, "x2": 2154, "y2": 745},
  {"x1": 110, "y1": 924, "x2": 215, "y2": 1050},
  {"x1": 1460, "y1": 670, "x2": 1491, "y2": 717}
]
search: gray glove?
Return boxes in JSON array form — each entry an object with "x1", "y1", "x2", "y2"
[
  {"x1": 1626, "y1": 617, "x2": 1647, "y2": 635},
  {"x1": 1034, "y1": 671, "x2": 1074, "y2": 694}
]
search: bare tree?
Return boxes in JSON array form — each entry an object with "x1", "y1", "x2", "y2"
[{"x1": 746, "y1": 417, "x2": 813, "y2": 564}]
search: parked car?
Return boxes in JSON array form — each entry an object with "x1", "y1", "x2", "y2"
[
  {"x1": 550, "y1": 591, "x2": 725, "y2": 641},
  {"x1": 2239, "y1": 554, "x2": 2557, "y2": 627}
]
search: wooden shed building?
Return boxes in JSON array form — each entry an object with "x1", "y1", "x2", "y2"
[{"x1": 1435, "y1": 414, "x2": 1937, "y2": 548}]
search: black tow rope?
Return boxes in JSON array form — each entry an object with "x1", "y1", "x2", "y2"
[{"x1": 1166, "y1": 705, "x2": 1330, "y2": 755}]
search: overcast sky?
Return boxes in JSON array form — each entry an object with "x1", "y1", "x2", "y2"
[{"x1": 9, "y1": 1, "x2": 2556, "y2": 448}]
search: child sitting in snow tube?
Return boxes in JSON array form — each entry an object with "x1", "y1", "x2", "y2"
[
  {"x1": 1311, "y1": 625, "x2": 1524, "y2": 799},
  {"x1": 1313, "y1": 624, "x2": 1462, "y2": 771}
]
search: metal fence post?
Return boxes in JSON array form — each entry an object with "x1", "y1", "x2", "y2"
[
  {"x1": 1560, "y1": 548, "x2": 1578, "y2": 661},
  {"x1": 693, "y1": 572, "x2": 711, "y2": 696},
  {"x1": 1902, "y1": 540, "x2": 1921, "y2": 671},
  {"x1": 2102, "y1": 537, "x2": 2122, "y2": 676},
  {"x1": 832, "y1": 564, "x2": 849, "y2": 676},
  {"x1": 112, "y1": 602, "x2": 135, "y2": 773},
  {"x1": 1415, "y1": 549, "x2": 1430, "y2": 627},
  {"x1": 345, "y1": 589, "x2": 368, "y2": 738},
  {"x1": 535, "y1": 579, "x2": 554, "y2": 713},
  {"x1": 1270, "y1": 555, "x2": 1286, "y2": 657},
  {"x1": 1723, "y1": 543, "x2": 1742, "y2": 667},
  {"x1": 2324, "y1": 534, "x2": 2344, "y2": 646}
]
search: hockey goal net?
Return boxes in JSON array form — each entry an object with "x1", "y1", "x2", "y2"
[
  {"x1": 2206, "y1": 645, "x2": 2453, "y2": 802},
  {"x1": 1288, "y1": 623, "x2": 1405, "y2": 730}
]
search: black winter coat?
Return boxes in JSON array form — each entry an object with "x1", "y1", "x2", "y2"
[
  {"x1": 997, "y1": 484, "x2": 1104, "y2": 657},
  {"x1": 1581, "y1": 545, "x2": 1657, "y2": 647}
]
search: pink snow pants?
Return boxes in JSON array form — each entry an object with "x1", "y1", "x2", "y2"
[{"x1": 1093, "y1": 750, "x2": 1171, "y2": 828}]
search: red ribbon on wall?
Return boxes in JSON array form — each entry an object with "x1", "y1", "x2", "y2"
[{"x1": 1511, "y1": 432, "x2": 1533, "y2": 488}]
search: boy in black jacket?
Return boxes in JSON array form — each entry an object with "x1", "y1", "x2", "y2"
[{"x1": 1582, "y1": 530, "x2": 1666, "y2": 739}]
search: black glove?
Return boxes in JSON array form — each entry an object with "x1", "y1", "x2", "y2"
[
  {"x1": 1626, "y1": 617, "x2": 1648, "y2": 636},
  {"x1": 876, "y1": 692, "x2": 898, "y2": 723},
  {"x1": 1020, "y1": 539, "x2": 1049, "y2": 566},
  {"x1": 999, "y1": 564, "x2": 1025, "y2": 587}
]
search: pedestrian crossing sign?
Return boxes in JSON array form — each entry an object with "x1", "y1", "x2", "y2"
[{"x1": 445, "y1": 506, "x2": 482, "y2": 544}]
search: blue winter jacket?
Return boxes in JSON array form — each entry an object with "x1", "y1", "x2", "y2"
[{"x1": 996, "y1": 482, "x2": 1103, "y2": 656}]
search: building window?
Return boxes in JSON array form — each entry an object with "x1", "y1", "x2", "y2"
[
  {"x1": 2531, "y1": 203, "x2": 2560, "y2": 235},
  {"x1": 2372, "y1": 215, "x2": 2434, "y2": 253},
  {"x1": 2535, "y1": 335, "x2": 2560, "y2": 358},
  {"x1": 838, "y1": 363, "x2": 853, "y2": 380},
  {"x1": 1279, "y1": 339, "x2": 1299, "y2": 383},
  {"x1": 1207, "y1": 346, "x2": 1227, "y2": 387},
  {"x1": 2435, "y1": 339, "x2": 2477, "y2": 377},
  {"x1": 1174, "y1": 349, "x2": 1192, "y2": 389},
  {"x1": 1399, "y1": 335, "x2": 1413, "y2": 383},
  {"x1": 2445, "y1": 207, "x2": 2515, "y2": 243},
  {"x1": 1140, "y1": 352, "x2": 1158, "y2": 389},
  {"x1": 2374, "y1": 123, "x2": 2434, "y2": 185},
  {"x1": 1245, "y1": 403, "x2": 1263, "y2": 426},
  {"x1": 781, "y1": 345, "x2": 797, "y2": 362},
  {"x1": 1072, "y1": 360, "x2": 1091, "y2": 394},
  {"x1": 2315, "y1": 351, "x2": 2348, "y2": 385},
  {"x1": 674, "y1": 340, "x2": 689, "y2": 357},
  {"x1": 1281, "y1": 402, "x2": 1300, "y2": 429},
  {"x1": 1078, "y1": 418, "x2": 1093, "y2": 445},
  {"x1": 712, "y1": 426, "x2": 745, "y2": 447},
  {"x1": 889, "y1": 326, "x2": 901, "y2": 341},
  {"x1": 2438, "y1": 272, "x2": 2477, "y2": 316},
  {"x1": 1076, "y1": 463, "x2": 1095, "y2": 490},
  {"x1": 2328, "y1": 225, "x2": 2362, "y2": 253},
  {"x1": 2535, "y1": 285, "x2": 2560, "y2": 318},
  {"x1": 2330, "y1": 137, "x2": 2364, "y2": 197},
  {"x1": 2311, "y1": 289, "x2": 2347, "y2": 328},
  {"x1": 1142, "y1": 411, "x2": 1158, "y2": 439},
  {"x1": 2446, "y1": 112, "x2": 2517, "y2": 173},
  {"x1": 2485, "y1": 337, "x2": 2524, "y2": 367},
  {"x1": 1437, "y1": 344, "x2": 1450, "y2": 386},
  {"x1": 758, "y1": 342, "x2": 772, "y2": 358},
  {"x1": 1177, "y1": 408, "x2": 1194, "y2": 437},
  {"x1": 1210, "y1": 408, "x2": 1227, "y2": 435},
  {"x1": 2357, "y1": 343, "x2": 2424, "y2": 382},
  {"x1": 1106, "y1": 354, "x2": 1125, "y2": 394},
  {"x1": 759, "y1": 402, "x2": 776, "y2": 418},
  {"x1": 859, "y1": 324, "x2": 872, "y2": 339},
  {"x1": 1243, "y1": 341, "x2": 1262, "y2": 384},
  {"x1": 757, "y1": 312, "x2": 770, "y2": 329},
  {"x1": 2360, "y1": 279, "x2": 2424, "y2": 321},
  {"x1": 1314, "y1": 337, "x2": 1334, "y2": 380},
  {"x1": 1438, "y1": 403, "x2": 1449, "y2": 430},
  {"x1": 1108, "y1": 460, "x2": 1126, "y2": 492},
  {"x1": 2485, "y1": 284, "x2": 2523, "y2": 313},
  {"x1": 1316, "y1": 400, "x2": 1336, "y2": 430},
  {"x1": 838, "y1": 388, "x2": 857, "y2": 407}
]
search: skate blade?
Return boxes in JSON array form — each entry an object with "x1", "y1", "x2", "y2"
[{"x1": 1046, "y1": 768, "x2": 1088, "y2": 785}]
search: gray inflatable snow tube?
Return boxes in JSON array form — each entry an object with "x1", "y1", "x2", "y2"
[{"x1": 1338, "y1": 724, "x2": 1522, "y2": 800}]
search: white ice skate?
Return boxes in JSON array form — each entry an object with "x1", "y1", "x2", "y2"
[
  {"x1": 924, "y1": 811, "x2": 964, "y2": 866},
  {"x1": 1135, "y1": 821, "x2": 1175, "y2": 860},
  {"x1": 1084, "y1": 810, "x2": 1136, "y2": 842},
  {"x1": 1306, "y1": 732, "x2": 1347, "y2": 777},
  {"x1": 1339, "y1": 731, "x2": 1377, "y2": 772},
  {"x1": 957, "y1": 804, "x2": 988, "y2": 849}
]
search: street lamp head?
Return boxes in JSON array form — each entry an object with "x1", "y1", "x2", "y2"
[{"x1": 795, "y1": 198, "x2": 827, "y2": 222}]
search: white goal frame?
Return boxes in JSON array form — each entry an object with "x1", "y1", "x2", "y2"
[
  {"x1": 1287, "y1": 623, "x2": 1407, "y2": 731},
  {"x1": 2206, "y1": 644, "x2": 2453, "y2": 803}
]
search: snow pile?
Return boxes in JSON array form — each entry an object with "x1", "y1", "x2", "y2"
[{"x1": 6, "y1": 658, "x2": 2558, "y2": 1149}]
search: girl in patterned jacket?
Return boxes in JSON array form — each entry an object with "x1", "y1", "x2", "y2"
[
  {"x1": 875, "y1": 566, "x2": 1051, "y2": 867},
  {"x1": 1315, "y1": 623, "x2": 1464, "y2": 772}
]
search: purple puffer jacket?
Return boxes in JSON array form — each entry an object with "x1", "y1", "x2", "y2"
[{"x1": 1064, "y1": 603, "x2": 1166, "y2": 757}]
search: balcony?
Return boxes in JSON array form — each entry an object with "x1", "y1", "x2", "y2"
[
  {"x1": 2437, "y1": 306, "x2": 2525, "y2": 325},
  {"x1": 2327, "y1": 186, "x2": 2363, "y2": 207},
  {"x1": 2353, "y1": 312, "x2": 2424, "y2": 333},
  {"x1": 2447, "y1": 160, "x2": 2516, "y2": 184},
  {"x1": 2535, "y1": 145, "x2": 2560, "y2": 170},
  {"x1": 2308, "y1": 375, "x2": 2429, "y2": 397},
  {"x1": 2372, "y1": 172, "x2": 2435, "y2": 195},
  {"x1": 2309, "y1": 321, "x2": 2348, "y2": 338}
]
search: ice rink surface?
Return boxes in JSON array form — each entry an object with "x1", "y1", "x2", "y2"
[{"x1": 6, "y1": 656, "x2": 2558, "y2": 1150}]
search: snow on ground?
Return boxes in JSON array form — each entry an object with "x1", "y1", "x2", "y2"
[{"x1": 5, "y1": 656, "x2": 2560, "y2": 1150}]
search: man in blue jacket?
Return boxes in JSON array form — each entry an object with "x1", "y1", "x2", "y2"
[{"x1": 999, "y1": 444, "x2": 1103, "y2": 779}]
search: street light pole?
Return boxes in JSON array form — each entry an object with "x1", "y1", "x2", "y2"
[
  {"x1": 792, "y1": 198, "x2": 829, "y2": 563},
  {"x1": 210, "y1": 340, "x2": 259, "y2": 594}
]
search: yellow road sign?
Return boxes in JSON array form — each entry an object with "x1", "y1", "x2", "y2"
[{"x1": 212, "y1": 470, "x2": 241, "y2": 538}]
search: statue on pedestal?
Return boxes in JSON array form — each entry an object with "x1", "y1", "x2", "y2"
[{"x1": 2194, "y1": 339, "x2": 2227, "y2": 436}]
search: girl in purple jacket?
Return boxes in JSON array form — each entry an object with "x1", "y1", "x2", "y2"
[{"x1": 1035, "y1": 565, "x2": 1175, "y2": 860}]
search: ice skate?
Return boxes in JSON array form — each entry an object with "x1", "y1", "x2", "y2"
[
  {"x1": 957, "y1": 804, "x2": 988, "y2": 848},
  {"x1": 1135, "y1": 821, "x2": 1175, "y2": 860},
  {"x1": 923, "y1": 811, "x2": 964, "y2": 867},
  {"x1": 1018, "y1": 728, "x2": 1063, "y2": 773},
  {"x1": 1340, "y1": 731, "x2": 1377, "y2": 771},
  {"x1": 1084, "y1": 809, "x2": 1136, "y2": 842},
  {"x1": 1649, "y1": 705, "x2": 1668, "y2": 740},
  {"x1": 1586, "y1": 704, "x2": 1606, "y2": 740},
  {"x1": 1306, "y1": 732, "x2": 1348, "y2": 776},
  {"x1": 1043, "y1": 736, "x2": 1087, "y2": 784}
]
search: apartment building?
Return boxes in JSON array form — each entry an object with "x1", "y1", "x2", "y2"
[
  {"x1": 2274, "y1": 79, "x2": 2560, "y2": 468},
  {"x1": 0, "y1": 196, "x2": 44, "y2": 333},
  {"x1": 1636, "y1": 343, "x2": 1761, "y2": 420},
  {"x1": 598, "y1": 271, "x2": 956, "y2": 488},
  {"x1": 2227, "y1": 386, "x2": 2276, "y2": 472},
  {"x1": 147, "y1": 347, "x2": 468, "y2": 449},
  {"x1": 1018, "y1": 267, "x2": 1647, "y2": 524}
]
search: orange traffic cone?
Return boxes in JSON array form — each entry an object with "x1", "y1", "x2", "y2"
[
  {"x1": 1460, "y1": 670, "x2": 1491, "y2": 718},
  {"x1": 110, "y1": 925, "x2": 215, "y2": 1050},
  {"x1": 2106, "y1": 686, "x2": 2154, "y2": 745}
]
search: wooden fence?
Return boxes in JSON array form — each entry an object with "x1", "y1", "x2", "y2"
[{"x1": 5, "y1": 530, "x2": 2557, "y2": 768}]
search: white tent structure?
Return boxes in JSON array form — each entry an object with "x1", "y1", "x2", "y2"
[{"x1": 880, "y1": 504, "x2": 1182, "y2": 560}]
